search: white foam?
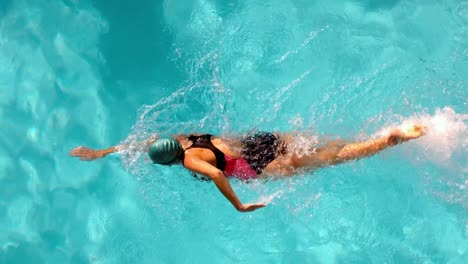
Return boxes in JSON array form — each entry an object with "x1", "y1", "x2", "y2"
[
  {"x1": 373, "y1": 107, "x2": 467, "y2": 164},
  {"x1": 413, "y1": 107, "x2": 466, "y2": 163},
  {"x1": 369, "y1": 107, "x2": 468, "y2": 207}
]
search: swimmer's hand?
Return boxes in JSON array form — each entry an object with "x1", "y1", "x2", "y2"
[
  {"x1": 388, "y1": 124, "x2": 427, "y2": 146},
  {"x1": 237, "y1": 203, "x2": 266, "y2": 212},
  {"x1": 69, "y1": 146, "x2": 116, "y2": 161}
]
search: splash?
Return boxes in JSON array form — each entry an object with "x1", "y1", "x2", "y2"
[
  {"x1": 415, "y1": 107, "x2": 467, "y2": 208},
  {"x1": 373, "y1": 107, "x2": 467, "y2": 208},
  {"x1": 257, "y1": 190, "x2": 284, "y2": 205},
  {"x1": 283, "y1": 131, "x2": 320, "y2": 160},
  {"x1": 373, "y1": 107, "x2": 467, "y2": 163},
  {"x1": 394, "y1": 107, "x2": 468, "y2": 164}
]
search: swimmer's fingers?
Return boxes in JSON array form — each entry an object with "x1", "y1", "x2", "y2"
[
  {"x1": 69, "y1": 146, "x2": 102, "y2": 160},
  {"x1": 390, "y1": 124, "x2": 428, "y2": 145},
  {"x1": 69, "y1": 146, "x2": 90, "y2": 156},
  {"x1": 414, "y1": 124, "x2": 428, "y2": 136},
  {"x1": 238, "y1": 203, "x2": 266, "y2": 212}
]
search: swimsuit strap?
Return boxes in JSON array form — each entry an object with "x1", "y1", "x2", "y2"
[{"x1": 187, "y1": 134, "x2": 226, "y2": 171}]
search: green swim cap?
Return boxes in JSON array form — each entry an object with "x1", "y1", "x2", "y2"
[{"x1": 148, "y1": 138, "x2": 183, "y2": 164}]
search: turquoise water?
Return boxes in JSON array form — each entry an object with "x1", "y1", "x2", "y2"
[{"x1": 1, "y1": 0, "x2": 467, "y2": 263}]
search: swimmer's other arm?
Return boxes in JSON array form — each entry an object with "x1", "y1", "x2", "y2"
[{"x1": 183, "y1": 157, "x2": 265, "y2": 212}]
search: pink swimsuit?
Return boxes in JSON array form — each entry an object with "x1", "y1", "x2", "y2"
[
  {"x1": 186, "y1": 132, "x2": 281, "y2": 180},
  {"x1": 224, "y1": 155, "x2": 258, "y2": 180},
  {"x1": 186, "y1": 134, "x2": 259, "y2": 180}
]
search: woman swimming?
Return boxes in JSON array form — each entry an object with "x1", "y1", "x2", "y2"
[{"x1": 70, "y1": 124, "x2": 427, "y2": 212}]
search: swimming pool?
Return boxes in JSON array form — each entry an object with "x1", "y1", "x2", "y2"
[{"x1": 0, "y1": 0, "x2": 466, "y2": 263}]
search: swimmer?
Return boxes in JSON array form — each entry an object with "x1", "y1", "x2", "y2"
[{"x1": 70, "y1": 124, "x2": 427, "y2": 212}]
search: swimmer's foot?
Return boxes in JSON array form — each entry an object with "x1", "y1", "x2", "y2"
[{"x1": 387, "y1": 124, "x2": 427, "y2": 146}]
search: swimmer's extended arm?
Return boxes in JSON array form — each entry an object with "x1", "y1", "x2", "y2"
[
  {"x1": 69, "y1": 146, "x2": 118, "y2": 161},
  {"x1": 70, "y1": 133, "x2": 162, "y2": 161},
  {"x1": 183, "y1": 157, "x2": 265, "y2": 212}
]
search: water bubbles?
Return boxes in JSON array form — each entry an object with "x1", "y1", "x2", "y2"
[
  {"x1": 372, "y1": 107, "x2": 467, "y2": 163},
  {"x1": 287, "y1": 132, "x2": 319, "y2": 159},
  {"x1": 382, "y1": 107, "x2": 467, "y2": 208},
  {"x1": 415, "y1": 107, "x2": 466, "y2": 162},
  {"x1": 257, "y1": 190, "x2": 284, "y2": 205}
]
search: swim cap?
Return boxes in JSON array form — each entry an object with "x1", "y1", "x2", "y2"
[{"x1": 148, "y1": 138, "x2": 183, "y2": 164}]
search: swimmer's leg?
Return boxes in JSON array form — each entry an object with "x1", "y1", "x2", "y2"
[{"x1": 290, "y1": 124, "x2": 427, "y2": 169}]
